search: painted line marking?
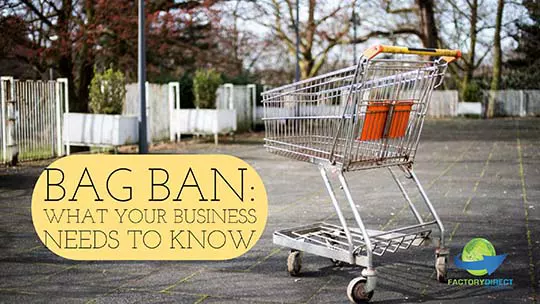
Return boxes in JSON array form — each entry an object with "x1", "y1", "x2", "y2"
[
  {"x1": 517, "y1": 121, "x2": 537, "y2": 303},
  {"x1": 305, "y1": 277, "x2": 334, "y2": 304},
  {"x1": 380, "y1": 141, "x2": 475, "y2": 231},
  {"x1": 0, "y1": 288, "x2": 38, "y2": 295},
  {"x1": 420, "y1": 141, "x2": 496, "y2": 298},
  {"x1": 245, "y1": 248, "x2": 282, "y2": 272},
  {"x1": 31, "y1": 264, "x2": 78, "y2": 285},
  {"x1": 85, "y1": 268, "x2": 165, "y2": 304},
  {"x1": 462, "y1": 146, "x2": 494, "y2": 213},
  {"x1": 160, "y1": 269, "x2": 203, "y2": 294},
  {"x1": 193, "y1": 294, "x2": 209, "y2": 304}
]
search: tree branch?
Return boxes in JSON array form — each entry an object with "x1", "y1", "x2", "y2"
[
  {"x1": 20, "y1": 0, "x2": 53, "y2": 27},
  {"x1": 348, "y1": 27, "x2": 422, "y2": 44}
]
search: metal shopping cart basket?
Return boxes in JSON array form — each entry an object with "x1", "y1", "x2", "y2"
[{"x1": 262, "y1": 45, "x2": 461, "y2": 303}]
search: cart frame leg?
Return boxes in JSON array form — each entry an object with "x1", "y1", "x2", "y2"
[
  {"x1": 338, "y1": 172, "x2": 377, "y2": 293},
  {"x1": 319, "y1": 166, "x2": 355, "y2": 264},
  {"x1": 407, "y1": 169, "x2": 446, "y2": 249},
  {"x1": 388, "y1": 167, "x2": 424, "y2": 224},
  {"x1": 407, "y1": 166, "x2": 450, "y2": 280},
  {"x1": 337, "y1": 172, "x2": 374, "y2": 269}
]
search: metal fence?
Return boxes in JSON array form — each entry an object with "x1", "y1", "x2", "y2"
[
  {"x1": 484, "y1": 90, "x2": 540, "y2": 117},
  {"x1": 0, "y1": 77, "x2": 68, "y2": 164}
]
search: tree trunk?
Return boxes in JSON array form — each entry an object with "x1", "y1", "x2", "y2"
[
  {"x1": 76, "y1": 46, "x2": 93, "y2": 114},
  {"x1": 488, "y1": 0, "x2": 505, "y2": 117},
  {"x1": 301, "y1": 0, "x2": 316, "y2": 79},
  {"x1": 75, "y1": 0, "x2": 96, "y2": 114},
  {"x1": 416, "y1": 0, "x2": 439, "y2": 48},
  {"x1": 461, "y1": 0, "x2": 478, "y2": 102},
  {"x1": 56, "y1": 0, "x2": 79, "y2": 112}
]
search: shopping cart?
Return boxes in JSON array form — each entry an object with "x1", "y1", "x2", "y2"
[{"x1": 262, "y1": 45, "x2": 461, "y2": 303}]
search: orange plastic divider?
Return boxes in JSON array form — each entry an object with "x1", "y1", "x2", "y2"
[
  {"x1": 359, "y1": 102, "x2": 390, "y2": 141},
  {"x1": 388, "y1": 101, "x2": 413, "y2": 138},
  {"x1": 358, "y1": 101, "x2": 413, "y2": 141}
]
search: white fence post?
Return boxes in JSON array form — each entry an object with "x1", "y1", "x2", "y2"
[
  {"x1": 0, "y1": 77, "x2": 16, "y2": 164},
  {"x1": 55, "y1": 80, "x2": 62, "y2": 156},
  {"x1": 58, "y1": 78, "x2": 69, "y2": 155},
  {"x1": 221, "y1": 83, "x2": 234, "y2": 141},
  {"x1": 6, "y1": 79, "x2": 17, "y2": 164},
  {"x1": 1, "y1": 77, "x2": 15, "y2": 163},
  {"x1": 519, "y1": 90, "x2": 526, "y2": 117},
  {"x1": 55, "y1": 79, "x2": 66, "y2": 156},
  {"x1": 224, "y1": 83, "x2": 234, "y2": 110},
  {"x1": 247, "y1": 84, "x2": 257, "y2": 129},
  {"x1": 1, "y1": 77, "x2": 8, "y2": 163},
  {"x1": 168, "y1": 82, "x2": 180, "y2": 141}
]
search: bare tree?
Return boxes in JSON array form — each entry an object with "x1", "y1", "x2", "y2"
[
  {"x1": 350, "y1": 0, "x2": 439, "y2": 48},
  {"x1": 439, "y1": 0, "x2": 494, "y2": 98},
  {"x1": 231, "y1": 0, "x2": 460, "y2": 82},
  {"x1": 213, "y1": 1, "x2": 269, "y2": 77},
  {"x1": 245, "y1": 0, "x2": 353, "y2": 79}
]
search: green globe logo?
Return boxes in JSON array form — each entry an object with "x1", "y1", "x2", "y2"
[{"x1": 461, "y1": 238, "x2": 497, "y2": 276}]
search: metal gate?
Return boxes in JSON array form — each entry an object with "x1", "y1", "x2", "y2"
[{"x1": 0, "y1": 77, "x2": 68, "y2": 164}]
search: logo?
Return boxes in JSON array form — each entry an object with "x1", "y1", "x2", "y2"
[
  {"x1": 454, "y1": 238, "x2": 506, "y2": 276},
  {"x1": 449, "y1": 238, "x2": 512, "y2": 288}
]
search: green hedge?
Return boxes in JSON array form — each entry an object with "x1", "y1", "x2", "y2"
[
  {"x1": 193, "y1": 69, "x2": 222, "y2": 109},
  {"x1": 89, "y1": 68, "x2": 126, "y2": 114}
]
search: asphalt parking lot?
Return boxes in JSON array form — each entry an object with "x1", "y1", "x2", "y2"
[{"x1": 0, "y1": 118, "x2": 538, "y2": 303}]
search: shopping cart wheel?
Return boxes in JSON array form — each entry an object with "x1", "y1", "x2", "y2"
[
  {"x1": 435, "y1": 256, "x2": 448, "y2": 283},
  {"x1": 287, "y1": 250, "x2": 302, "y2": 276},
  {"x1": 347, "y1": 277, "x2": 374, "y2": 303}
]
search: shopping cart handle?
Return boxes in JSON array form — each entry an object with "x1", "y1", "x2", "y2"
[{"x1": 363, "y1": 45, "x2": 461, "y2": 62}]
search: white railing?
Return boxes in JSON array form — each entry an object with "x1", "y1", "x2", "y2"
[{"x1": 0, "y1": 77, "x2": 68, "y2": 164}]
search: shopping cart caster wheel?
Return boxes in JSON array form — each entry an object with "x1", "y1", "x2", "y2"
[
  {"x1": 435, "y1": 256, "x2": 448, "y2": 283},
  {"x1": 287, "y1": 250, "x2": 302, "y2": 276},
  {"x1": 347, "y1": 277, "x2": 374, "y2": 303}
]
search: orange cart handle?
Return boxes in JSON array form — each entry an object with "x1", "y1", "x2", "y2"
[{"x1": 363, "y1": 45, "x2": 461, "y2": 62}]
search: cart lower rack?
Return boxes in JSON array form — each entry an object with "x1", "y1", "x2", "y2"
[
  {"x1": 274, "y1": 222, "x2": 432, "y2": 261},
  {"x1": 263, "y1": 45, "x2": 461, "y2": 303}
]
